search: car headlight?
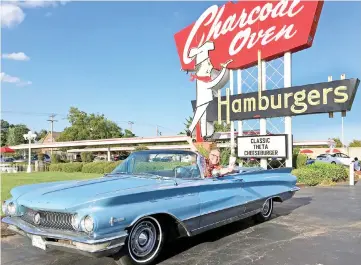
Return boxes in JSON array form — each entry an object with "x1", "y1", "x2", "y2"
[
  {"x1": 2, "y1": 201, "x2": 7, "y2": 214},
  {"x1": 7, "y1": 202, "x2": 16, "y2": 215},
  {"x1": 71, "y1": 214, "x2": 80, "y2": 230},
  {"x1": 82, "y1": 215, "x2": 94, "y2": 233}
]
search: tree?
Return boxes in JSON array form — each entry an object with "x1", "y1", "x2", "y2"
[
  {"x1": 332, "y1": 137, "x2": 343, "y2": 148},
  {"x1": 179, "y1": 116, "x2": 232, "y2": 135},
  {"x1": 58, "y1": 107, "x2": 123, "y2": 141},
  {"x1": 6, "y1": 124, "x2": 29, "y2": 146},
  {"x1": 1, "y1": 119, "x2": 11, "y2": 146},
  {"x1": 179, "y1": 116, "x2": 193, "y2": 135},
  {"x1": 349, "y1": 139, "x2": 361, "y2": 147},
  {"x1": 36, "y1": 129, "x2": 48, "y2": 141},
  {"x1": 124, "y1": 129, "x2": 136, "y2": 138}
]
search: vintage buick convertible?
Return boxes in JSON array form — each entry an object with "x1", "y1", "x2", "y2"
[{"x1": 2, "y1": 150, "x2": 299, "y2": 265}]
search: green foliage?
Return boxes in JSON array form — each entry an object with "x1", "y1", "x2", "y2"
[
  {"x1": 292, "y1": 163, "x2": 348, "y2": 186},
  {"x1": 81, "y1": 152, "x2": 93, "y2": 162},
  {"x1": 293, "y1": 147, "x2": 300, "y2": 155},
  {"x1": 49, "y1": 162, "x2": 84, "y2": 172},
  {"x1": 48, "y1": 161, "x2": 123, "y2": 174},
  {"x1": 58, "y1": 107, "x2": 123, "y2": 142},
  {"x1": 134, "y1": 145, "x2": 149, "y2": 151},
  {"x1": 214, "y1": 121, "x2": 231, "y2": 132},
  {"x1": 292, "y1": 153, "x2": 307, "y2": 169},
  {"x1": 332, "y1": 137, "x2": 343, "y2": 148},
  {"x1": 36, "y1": 130, "x2": 48, "y2": 142},
  {"x1": 51, "y1": 154, "x2": 61, "y2": 164},
  {"x1": 349, "y1": 139, "x2": 361, "y2": 147},
  {"x1": 6, "y1": 124, "x2": 29, "y2": 146},
  {"x1": 220, "y1": 148, "x2": 231, "y2": 166},
  {"x1": 1, "y1": 119, "x2": 10, "y2": 146},
  {"x1": 82, "y1": 161, "x2": 123, "y2": 174},
  {"x1": 124, "y1": 129, "x2": 136, "y2": 138}
]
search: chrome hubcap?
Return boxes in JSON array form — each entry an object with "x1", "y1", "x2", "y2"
[
  {"x1": 130, "y1": 221, "x2": 157, "y2": 258},
  {"x1": 138, "y1": 232, "x2": 148, "y2": 246}
]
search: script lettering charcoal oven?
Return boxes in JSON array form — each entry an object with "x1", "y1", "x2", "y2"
[{"x1": 174, "y1": 0, "x2": 323, "y2": 70}]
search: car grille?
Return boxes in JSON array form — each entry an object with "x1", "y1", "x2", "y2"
[{"x1": 20, "y1": 206, "x2": 74, "y2": 231}]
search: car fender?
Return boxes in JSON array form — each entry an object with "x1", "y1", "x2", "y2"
[{"x1": 128, "y1": 211, "x2": 192, "y2": 236}]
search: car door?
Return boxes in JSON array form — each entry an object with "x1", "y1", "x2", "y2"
[
  {"x1": 338, "y1": 153, "x2": 351, "y2": 165},
  {"x1": 197, "y1": 176, "x2": 246, "y2": 229}
]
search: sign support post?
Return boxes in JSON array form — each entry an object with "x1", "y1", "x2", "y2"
[
  {"x1": 237, "y1": 69, "x2": 243, "y2": 166},
  {"x1": 259, "y1": 50, "x2": 267, "y2": 169},
  {"x1": 230, "y1": 70, "x2": 235, "y2": 155},
  {"x1": 284, "y1": 52, "x2": 293, "y2": 167}
]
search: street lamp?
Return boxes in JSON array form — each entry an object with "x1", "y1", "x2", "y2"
[{"x1": 23, "y1": 131, "x2": 37, "y2": 173}]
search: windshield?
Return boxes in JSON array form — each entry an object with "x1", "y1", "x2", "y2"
[{"x1": 111, "y1": 151, "x2": 202, "y2": 179}]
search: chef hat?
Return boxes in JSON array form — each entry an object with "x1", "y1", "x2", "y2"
[{"x1": 188, "y1": 41, "x2": 215, "y2": 65}]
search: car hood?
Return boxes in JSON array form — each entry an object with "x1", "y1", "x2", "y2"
[{"x1": 15, "y1": 175, "x2": 174, "y2": 211}]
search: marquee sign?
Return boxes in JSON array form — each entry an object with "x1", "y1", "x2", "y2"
[
  {"x1": 191, "y1": 78, "x2": 360, "y2": 122},
  {"x1": 174, "y1": 0, "x2": 324, "y2": 70},
  {"x1": 237, "y1": 135, "x2": 288, "y2": 158}
]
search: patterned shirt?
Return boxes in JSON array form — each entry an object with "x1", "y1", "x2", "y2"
[{"x1": 203, "y1": 158, "x2": 221, "y2": 178}]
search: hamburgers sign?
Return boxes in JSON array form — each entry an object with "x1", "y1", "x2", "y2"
[{"x1": 174, "y1": 0, "x2": 324, "y2": 70}]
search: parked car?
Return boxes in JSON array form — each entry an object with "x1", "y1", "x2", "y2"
[
  {"x1": 2, "y1": 150, "x2": 299, "y2": 265},
  {"x1": 315, "y1": 152, "x2": 353, "y2": 166}
]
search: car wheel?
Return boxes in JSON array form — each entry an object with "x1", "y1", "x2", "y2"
[
  {"x1": 331, "y1": 161, "x2": 336, "y2": 164},
  {"x1": 114, "y1": 216, "x2": 165, "y2": 265},
  {"x1": 254, "y1": 198, "x2": 273, "y2": 222}
]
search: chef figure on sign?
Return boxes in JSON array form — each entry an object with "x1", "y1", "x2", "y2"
[{"x1": 186, "y1": 41, "x2": 232, "y2": 140}]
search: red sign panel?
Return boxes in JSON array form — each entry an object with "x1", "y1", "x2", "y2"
[{"x1": 174, "y1": 0, "x2": 324, "y2": 70}]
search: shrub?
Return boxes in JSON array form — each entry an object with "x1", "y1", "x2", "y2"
[
  {"x1": 81, "y1": 152, "x2": 93, "y2": 162},
  {"x1": 292, "y1": 163, "x2": 348, "y2": 186},
  {"x1": 292, "y1": 153, "x2": 307, "y2": 169},
  {"x1": 51, "y1": 154, "x2": 61, "y2": 164},
  {"x1": 81, "y1": 161, "x2": 122, "y2": 174},
  {"x1": 49, "y1": 162, "x2": 84, "y2": 172},
  {"x1": 220, "y1": 148, "x2": 231, "y2": 166},
  {"x1": 134, "y1": 145, "x2": 149, "y2": 151}
]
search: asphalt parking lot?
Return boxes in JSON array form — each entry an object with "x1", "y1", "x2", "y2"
[{"x1": 2, "y1": 184, "x2": 361, "y2": 265}]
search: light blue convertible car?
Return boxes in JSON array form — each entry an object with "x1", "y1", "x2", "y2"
[{"x1": 2, "y1": 150, "x2": 299, "y2": 265}]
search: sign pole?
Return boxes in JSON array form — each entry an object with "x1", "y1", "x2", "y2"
[
  {"x1": 284, "y1": 52, "x2": 293, "y2": 167},
  {"x1": 237, "y1": 69, "x2": 243, "y2": 166},
  {"x1": 230, "y1": 70, "x2": 235, "y2": 155},
  {"x1": 259, "y1": 50, "x2": 267, "y2": 169},
  {"x1": 341, "y1": 73, "x2": 346, "y2": 151}
]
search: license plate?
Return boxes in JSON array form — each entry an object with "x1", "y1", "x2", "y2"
[{"x1": 32, "y1": 235, "x2": 46, "y2": 250}]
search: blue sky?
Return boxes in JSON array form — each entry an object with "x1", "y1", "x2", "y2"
[{"x1": 1, "y1": 1, "x2": 361, "y2": 144}]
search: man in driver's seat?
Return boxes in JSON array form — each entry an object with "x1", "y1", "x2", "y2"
[{"x1": 204, "y1": 149, "x2": 235, "y2": 177}]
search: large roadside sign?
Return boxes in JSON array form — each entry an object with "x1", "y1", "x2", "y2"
[{"x1": 174, "y1": 0, "x2": 324, "y2": 70}]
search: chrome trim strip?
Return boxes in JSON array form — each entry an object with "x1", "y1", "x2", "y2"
[
  {"x1": 2, "y1": 216, "x2": 127, "y2": 244},
  {"x1": 290, "y1": 186, "x2": 300, "y2": 192}
]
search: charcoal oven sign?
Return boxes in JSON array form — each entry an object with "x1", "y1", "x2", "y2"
[{"x1": 237, "y1": 135, "x2": 287, "y2": 158}]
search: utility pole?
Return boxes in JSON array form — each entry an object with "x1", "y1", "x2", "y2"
[
  {"x1": 156, "y1": 125, "x2": 159, "y2": 136},
  {"x1": 341, "y1": 73, "x2": 346, "y2": 151},
  {"x1": 47, "y1": 114, "x2": 58, "y2": 154},
  {"x1": 128, "y1": 121, "x2": 134, "y2": 132}
]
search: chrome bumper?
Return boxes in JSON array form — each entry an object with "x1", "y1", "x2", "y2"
[{"x1": 2, "y1": 216, "x2": 127, "y2": 258}]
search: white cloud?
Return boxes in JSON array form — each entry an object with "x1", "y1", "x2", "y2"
[
  {"x1": 2, "y1": 52, "x2": 30, "y2": 61},
  {"x1": 45, "y1": 11, "x2": 52, "y2": 17},
  {"x1": 0, "y1": 72, "x2": 32, "y2": 87},
  {"x1": 0, "y1": 4, "x2": 25, "y2": 28},
  {"x1": 1, "y1": 1, "x2": 70, "y2": 28}
]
